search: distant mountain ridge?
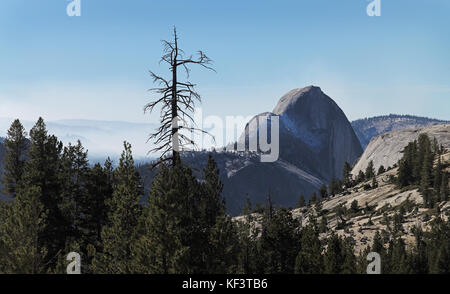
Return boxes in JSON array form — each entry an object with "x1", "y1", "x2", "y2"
[{"x1": 351, "y1": 114, "x2": 449, "y2": 149}]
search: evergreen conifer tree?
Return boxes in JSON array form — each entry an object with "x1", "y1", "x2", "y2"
[
  {"x1": 2, "y1": 119, "x2": 27, "y2": 197},
  {"x1": 93, "y1": 142, "x2": 142, "y2": 273},
  {"x1": 0, "y1": 186, "x2": 47, "y2": 273},
  {"x1": 441, "y1": 173, "x2": 448, "y2": 202},
  {"x1": 295, "y1": 223, "x2": 323, "y2": 274},
  {"x1": 20, "y1": 118, "x2": 64, "y2": 269},
  {"x1": 365, "y1": 160, "x2": 375, "y2": 180},
  {"x1": 296, "y1": 194, "x2": 306, "y2": 208}
]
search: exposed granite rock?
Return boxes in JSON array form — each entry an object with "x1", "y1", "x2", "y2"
[{"x1": 352, "y1": 124, "x2": 450, "y2": 176}]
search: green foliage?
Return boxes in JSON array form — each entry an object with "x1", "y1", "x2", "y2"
[
  {"x1": 2, "y1": 119, "x2": 27, "y2": 197},
  {"x1": 295, "y1": 223, "x2": 323, "y2": 274},
  {"x1": 258, "y1": 206, "x2": 300, "y2": 274},
  {"x1": 328, "y1": 178, "x2": 342, "y2": 196},
  {"x1": 296, "y1": 194, "x2": 306, "y2": 208},
  {"x1": 237, "y1": 196, "x2": 259, "y2": 274},
  {"x1": 356, "y1": 170, "x2": 365, "y2": 184},
  {"x1": 397, "y1": 134, "x2": 445, "y2": 207},
  {"x1": 93, "y1": 142, "x2": 142, "y2": 274},
  {"x1": 342, "y1": 162, "x2": 353, "y2": 188},
  {"x1": 20, "y1": 118, "x2": 64, "y2": 269},
  {"x1": 309, "y1": 192, "x2": 318, "y2": 206},
  {"x1": 350, "y1": 200, "x2": 358, "y2": 213},
  {"x1": 319, "y1": 184, "x2": 328, "y2": 199},
  {"x1": 377, "y1": 165, "x2": 386, "y2": 175},
  {"x1": 440, "y1": 172, "x2": 449, "y2": 201},
  {"x1": 0, "y1": 186, "x2": 47, "y2": 273},
  {"x1": 371, "y1": 175, "x2": 378, "y2": 189},
  {"x1": 365, "y1": 160, "x2": 375, "y2": 180},
  {"x1": 324, "y1": 234, "x2": 356, "y2": 274},
  {"x1": 131, "y1": 155, "x2": 236, "y2": 274}
]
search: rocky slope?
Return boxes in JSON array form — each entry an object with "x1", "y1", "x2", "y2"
[
  {"x1": 235, "y1": 150, "x2": 450, "y2": 254},
  {"x1": 351, "y1": 114, "x2": 449, "y2": 149},
  {"x1": 352, "y1": 124, "x2": 450, "y2": 176}
]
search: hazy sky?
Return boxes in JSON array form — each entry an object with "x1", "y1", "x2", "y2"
[{"x1": 1, "y1": 0, "x2": 449, "y2": 124}]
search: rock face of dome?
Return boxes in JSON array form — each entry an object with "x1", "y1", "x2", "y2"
[{"x1": 239, "y1": 85, "x2": 363, "y2": 182}]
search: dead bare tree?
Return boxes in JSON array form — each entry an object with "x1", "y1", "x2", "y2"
[{"x1": 144, "y1": 27, "x2": 215, "y2": 167}]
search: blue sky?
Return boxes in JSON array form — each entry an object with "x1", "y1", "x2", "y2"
[{"x1": 0, "y1": 0, "x2": 449, "y2": 124}]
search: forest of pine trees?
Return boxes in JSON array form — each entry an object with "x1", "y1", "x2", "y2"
[
  {"x1": 397, "y1": 134, "x2": 448, "y2": 208},
  {"x1": 0, "y1": 119, "x2": 449, "y2": 274}
]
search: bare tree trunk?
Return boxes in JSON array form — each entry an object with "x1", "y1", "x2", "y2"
[
  {"x1": 172, "y1": 31, "x2": 179, "y2": 166},
  {"x1": 145, "y1": 27, "x2": 215, "y2": 168}
]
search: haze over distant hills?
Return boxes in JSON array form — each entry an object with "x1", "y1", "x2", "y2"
[
  {"x1": 351, "y1": 114, "x2": 449, "y2": 149},
  {"x1": 0, "y1": 118, "x2": 157, "y2": 164}
]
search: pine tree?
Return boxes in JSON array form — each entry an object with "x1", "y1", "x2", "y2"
[
  {"x1": 441, "y1": 173, "x2": 449, "y2": 202},
  {"x1": 413, "y1": 135, "x2": 429, "y2": 182},
  {"x1": 296, "y1": 194, "x2": 306, "y2": 208},
  {"x1": 371, "y1": 175, "x2": 378, "y2": 189},
  {"x1": 201, "y1": 154, "x2": 225, "y2": 228},
  {"x1": 20, "y1": 117, "x2": 64, "y2": 269},
  {"x1": 93, "y1": 142, "x2": 142, "y2": 273},
  {"x1": 410, "y1": 227, "x2": 428, "y2": 274},
  {"x1": 0, "y1": 186, "x2": 47, "y2": 273},
  {"x1": 324, "y1": 233, "x2": 345, "y2": 274},
  {"x1": 340, "y1": 237, "x2": 357, "y2": 274},
  {"x1": 295, "y1": 224, "x2": 323, "y2": 274},
  {"x1": 328, "y1": 178, "x2": 342, "y2": 196},
  {"x1": 259, "y1": 207, "x2": 300, "y2": 274},
  {"x1": 200, "y1": 155, "x2": 239, "y2": 273},
  {"x1": 420, "y1": 141, "x2": 433, "y2": 207},
  {"x1": 365, "y1": 160, "x2": 375, "y2": 180},
  {"x1": 134, "y1": 162, "x2": 201, "y2": 274},
  {"x1": 371, "y1": 231, "x2": 384, "y2": 254},
  {"x1": 309, "y1": 192, "x2": 318, "y2": 206},
  {"x1": 59, "y1": 140, "x2": 90, "y2": 247},
  {"x1": 357, "y1": 170, "x2": 365, "y2": 184},
  {"x1": 319, "y1": 216, "x2": 328, "y2": 233},
  {"x1": 433, "y1": 156, "x2": 442, "y2": 201},
  {"x1": 350, "y1": 200, "x2": 358, "y2": 213},
  {"x1": 389, "y1": 238, "x2": 410, "y2": 273},
  {"x1": 84, "y1": 160, "x2": 114, "y2": 248},
  {"x1": 433, "y1": 243, "x2": 450, "y2": 273},
  {"x1": 319, "y1": 184, "x2": 328, "y2": 199},
  {"x1": 207, "y1": 214, "x2": 239, "y2": 273},
  {"x1": 377, "y1": 165, "x2": 386, "y2": 175},
  {"x1": 2, "y1": 119, "x2": 27, "y2": 197},
  {"x1": 237, "y1": 195, "x2": 259, "y2": 274},
  {"x1": 342, "y1": 162, "x2": 352, "y2": 188}
]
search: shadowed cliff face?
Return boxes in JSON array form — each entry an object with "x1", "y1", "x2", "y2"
[{"x1": 239, "y1": 86, "x2": 363, "y2": 182}]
